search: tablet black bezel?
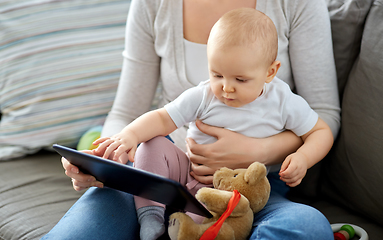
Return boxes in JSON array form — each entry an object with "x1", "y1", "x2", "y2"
[{"x1": 53, "y1": 144, "x2": 212, "y2": 218}]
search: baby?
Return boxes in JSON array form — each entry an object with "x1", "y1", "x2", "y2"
[{"x1": 93, "y1": 8, "x2": 333, "y2": 240}]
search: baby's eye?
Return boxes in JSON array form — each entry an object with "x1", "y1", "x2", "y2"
[
  {"x1": 236, "y1": 78, "x2": 247, "y2": 82},
  {"x1": 214, "y1": 74, "x2": 223, "y2": 78},
  {"x1": 233, "y1": 174, "x2": 238, "y2": 177}
]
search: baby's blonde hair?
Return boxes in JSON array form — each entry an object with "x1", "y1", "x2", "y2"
[{"x1": 208, "y1": 8, "x2": 278, "y2": 66}]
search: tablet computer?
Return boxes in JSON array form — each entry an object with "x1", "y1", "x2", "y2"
[{"x1": 52, "y1": 144, "x2": 212, "y2": 218}]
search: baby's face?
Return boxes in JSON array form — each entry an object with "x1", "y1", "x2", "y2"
[{"x1": 208, "y1": 44, "x2": 271, "y2": 108}]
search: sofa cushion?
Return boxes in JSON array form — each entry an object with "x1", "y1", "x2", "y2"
[
  {"x1": 288, "y1": 194, "x2": 383, "y2": 240},
  {"x1": 0, "y1": 151, "x2": 83, "y2": 239},
  {"x1": 0, "y1": 0, "x2": 130, "y2": 160},
  {"x1": 290, "y1": 0, "x2": 373, "y2": 199},
  {"x1": 326, "y1": 0, "x2": 373, "y2": 98},
  {"x1": 322, "y1": 0, "x2": 383, "y2": 226}
]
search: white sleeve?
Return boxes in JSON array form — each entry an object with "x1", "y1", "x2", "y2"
[
  {"x1": 283, "y1": 92, "x2": 318, "y2": 137},
  {"x1": 164, "y1": 85, "x2": 205, "y2": 128}
]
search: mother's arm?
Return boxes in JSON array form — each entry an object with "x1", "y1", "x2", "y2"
[
  {"x1": 289, "y1": 0, "x2": 341, "y2": 137},
  {"x1": 188, "y1": 120, "x2": 303, "y2": 184},
  {"x1": 102, "y1": 0, "x2": 161, "y2": 137},
  {"x1": 63, "y1": 0, "x2": 161, "y2": 191}
]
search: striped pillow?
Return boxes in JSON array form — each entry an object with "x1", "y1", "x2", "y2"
[{"x1": 0, "y1": 0, "x2": 131, "y2": 160}]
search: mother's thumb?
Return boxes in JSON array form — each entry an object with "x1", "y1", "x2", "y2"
[{"x1": 195, "y1": 120, "x2": 219, "y2": 138}]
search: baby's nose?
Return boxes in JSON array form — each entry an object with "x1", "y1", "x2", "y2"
[{"x1": 223, "y1": 83, "x2": 234, "y2": 93}]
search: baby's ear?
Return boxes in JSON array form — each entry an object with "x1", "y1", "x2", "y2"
[
  {"x1": 265, "y1": 60, "x2": 281, "y2": 83},
  {"x1": 244, "y1": 162, "x2": 267, "y2": 185}
]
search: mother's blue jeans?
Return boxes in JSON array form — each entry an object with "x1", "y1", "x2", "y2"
[{"x1": 42, "y1": 173, "x2": 333, "y2": 240}]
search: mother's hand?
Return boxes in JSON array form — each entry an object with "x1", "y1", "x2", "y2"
[
  {"x1": 187, "y1": 120, "x2": 303, "y2": 184},
  {"x1": 187, "y1": 120, "x2": 266, "y2": 184},
  {"x1": 62, "y1": 150, "x2": 104, "y2": 191}
]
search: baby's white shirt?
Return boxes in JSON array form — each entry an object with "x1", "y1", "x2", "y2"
[{"x1": 165, "y1": 77, "x2": 318, "y2": 145}]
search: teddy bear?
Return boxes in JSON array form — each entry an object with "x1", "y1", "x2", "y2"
[{"x1": 168, "y1": 162, "x2": 271, "y2": 240}]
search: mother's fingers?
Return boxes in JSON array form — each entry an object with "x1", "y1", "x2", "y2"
[
  {"x1": 186, "y1": 138, "x2": 215, "y2": 165},
  {"x1": 61, "y1": 157, "x2": 103, "y2": 191},
  {"x1": 190, "y1": 162, "x2": 215, "y2": 185},
  {"x1": 190, "y1": 162, "x2": 215, "y2": 176},
  {"x1": 71, "y1": 178, "x2": 103, "y2": 191},
  {"x1": 194, "y1": 120, "x2": 222, "y2": 139},
  {"x1": 62, "y1": 157, "x2": 79, "y2": 174},
  {"x1": 64, "y1": 167, "x2": 94, "y2": 182},
  {"x1": 190, "y1": 172, "x2": 213, "y2": 185},
  {"x1": 186, "y1": 138, "x2": 204, "y2": 159}
]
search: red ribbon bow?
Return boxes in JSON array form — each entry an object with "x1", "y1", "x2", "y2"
[{"x1": 199, "y1": 189, "x2": 241, "y2": 240}]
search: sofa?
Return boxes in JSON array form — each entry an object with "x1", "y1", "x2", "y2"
[{"x1": 0, "y1": 0, "x2": 382, "y2": 239}]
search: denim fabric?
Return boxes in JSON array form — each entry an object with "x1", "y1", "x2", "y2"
[
  {"x1": 41, "y1": 187, "x2": 140, "y2": 240},
  {"x1": 42, "y1": 172, "x2": 332, "y2": 240},
  {"x1": 250, "y1": 173, "x2": 333, "y2": 240}
]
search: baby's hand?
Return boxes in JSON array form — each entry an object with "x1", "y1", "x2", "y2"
[
  {"x1": 279, "y1": 152, "x2": 308, "y2": 187},
  {"x1": 93, "y1": 133, "x2": 137, "y2": 164}
]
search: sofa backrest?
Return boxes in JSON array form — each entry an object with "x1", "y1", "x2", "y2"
[
  {"x1": 322, "y1": 0, "x2": 383, "y2": 226},
  {"x1": 0, "y1": 0, "x2": 131, "y2": 160}
]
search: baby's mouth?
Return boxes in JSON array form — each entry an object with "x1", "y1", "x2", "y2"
[{"x1": 223, "y1": 96, "x2": 234, "y2": 101}]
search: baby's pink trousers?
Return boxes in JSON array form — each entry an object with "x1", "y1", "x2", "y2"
[{"x1": 133, "y1": 136, "x2": 211, "y2": 216}]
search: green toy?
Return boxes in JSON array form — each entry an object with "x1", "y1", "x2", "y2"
[
  {"x1": 77, "y1": 126, "x2": 103, "y2": 150},
  {"x1": 331, "y1": 223, "x2": 368, "y2": 240}
]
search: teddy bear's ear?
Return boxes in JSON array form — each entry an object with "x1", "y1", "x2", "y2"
[{"x1": 244, "y1": 162, "x2": 267, "y2": 185}]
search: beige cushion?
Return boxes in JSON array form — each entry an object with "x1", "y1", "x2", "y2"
[{"x1": 0, "y1": 0, "x2": 130, "y2": 160}]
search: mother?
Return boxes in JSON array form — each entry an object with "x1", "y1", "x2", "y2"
[{"x1": 44, "y1": 0, "x2": 340, "y2": 239}]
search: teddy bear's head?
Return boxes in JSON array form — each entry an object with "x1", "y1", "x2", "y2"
[{"x1": 212, "y1": 162, "x2": 270, "y2": 213}]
